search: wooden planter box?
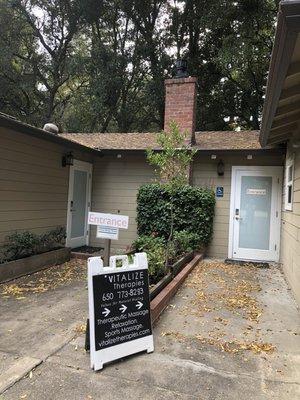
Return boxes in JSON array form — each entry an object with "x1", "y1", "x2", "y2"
[
  {"x1": 0, "y1": 247, "x2": 71, "y2": 283},
  {"x1": 150, "y1": 251, "x2": 194, "y2": 300},
  {"x1": 150, "y1": 252, "x2": 204, "y2": 323}
]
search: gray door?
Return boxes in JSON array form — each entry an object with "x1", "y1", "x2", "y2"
[{"x1": 67, "y1": 160, "x2": 92, "y2": 248}]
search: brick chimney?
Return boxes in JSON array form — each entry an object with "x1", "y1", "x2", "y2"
[{"x1": 164, "y1": 61, "x2": 197, "y2": 145}]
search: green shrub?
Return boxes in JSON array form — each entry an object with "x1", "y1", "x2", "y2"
[
  {"x1": 0, "y1": 227, "x2": 66, "y2": 263},
  {"x1": 173, "y1": 230, "x2": 202, "y2": 256},
  {"x1": 4, "y1": 231, "x2": 40, "y2": 260},
  {"x1": 136, "y1": 184, "x2": 215, "y2": 245},
  {"x1": 132, "y1": 235, "x2": 167, "y2": 284},
  {"x1": 132, "y1": 231, "x2": 203, "y2": 283},
  {"x1": 39, "y1": 226, "x2": 66, "y2": 251}
]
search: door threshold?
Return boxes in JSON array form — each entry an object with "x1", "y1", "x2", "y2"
[{"x1": 225, "y1": 258, "x2": 270, "y2": 268}]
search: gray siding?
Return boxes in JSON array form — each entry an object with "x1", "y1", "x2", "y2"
[
  {"x1": 0, "y1": 126, "x2": 92, "y2": 244},
  {"x1": 89, "y1": 154, "x2": 154, "y2": 252},
  {"x1": 280, "y1": 144, "x2": 300, "y2": 306}
]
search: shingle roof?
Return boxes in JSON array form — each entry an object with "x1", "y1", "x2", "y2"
[
  {"x1": 60, "y1": 130, "x2": 262, "y2": 151},
  {"x1": 194, "y1": 131, "x2": 261, "y2": 150}
]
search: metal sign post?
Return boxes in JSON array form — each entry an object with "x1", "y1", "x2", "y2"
[{"x1": 88, "y1": 253, "x2": 154, "y2": 371}]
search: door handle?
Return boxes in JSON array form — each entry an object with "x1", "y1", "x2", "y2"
[
  {"x1": 235, "y1": 208, "x2": 242, "y2": 220},
  {"x1": 70, "y1": 200, "x2": 76, "y2": 212}
]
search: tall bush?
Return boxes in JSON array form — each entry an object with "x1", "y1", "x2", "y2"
[
  {"x1": 146, "y1": 122, "x2": 197, "y2": 263},
  {"x1": 137, "y1": 184, "x2": 215, "y2": 246}
]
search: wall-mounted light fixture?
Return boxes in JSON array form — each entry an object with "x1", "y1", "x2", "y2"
[
  {"x1": 217, "y1": 160, "x2": 225, "y2": 176},
  {"x1": 62, "y1": 152, "x2": 74, "y2": 167},
  {"x1": 247, "y1": 154, "x2": 253, "y2": 160}
]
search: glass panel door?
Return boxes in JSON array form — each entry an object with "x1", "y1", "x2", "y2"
[
  {"x1": 66, "y1": 160, "x2": 92, "y2": 248},
  {"x1": 231, "y1": 167, "x2": 281, "y2": 262},
  {"x1": 71, "y1": 170, "x2": 88, "y2": 239},
  {"x1": 239, "y1": 176, "x2": 272, "y2": 250}
]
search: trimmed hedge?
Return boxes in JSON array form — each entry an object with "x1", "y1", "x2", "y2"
[{"x1": 136, "y1": 184, "x2": 215, "y2": 246}]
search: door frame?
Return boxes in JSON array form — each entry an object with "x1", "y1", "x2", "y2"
[
  {"x1": 228, "y1": 166, "x2": 282, "y2": 262},
  {"x1": 66, "y1": 159, "x2": 93, "y2": 248}
]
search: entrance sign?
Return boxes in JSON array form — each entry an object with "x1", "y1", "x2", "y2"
[
  {"x1": 246, "y1": 188, "x2": 267, "y2": 196},
  {"x1": 88, "y1": 211, "x2": 129, "y2": 265},
  {"x1": 88, "y1": 212, "x2": 129, "y2": 229},
  {"x1": 96, "y1": 225, "x2": 119, "y2": 240},
  {"x1": 88, "y1": 253, "x2": 154, "y2": 371}
]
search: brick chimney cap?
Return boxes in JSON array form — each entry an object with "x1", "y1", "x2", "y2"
[{"x1": 165, "y1": 76, "x2": 197, "y2": 85}]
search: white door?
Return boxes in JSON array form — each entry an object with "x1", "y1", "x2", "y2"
[
  {"x1": 66, "y1": 160, "x2": 92, "y2": 248},
  {"x1": 229, "y1": 166, "x2": 282, "y2": 262}
]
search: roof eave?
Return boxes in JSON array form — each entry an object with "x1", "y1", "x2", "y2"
[
  {"x1": 260, "y1": 0, "x2": 300, "y2": 147},
  {"x1": 0, "y1": 114, "x2": 100, "y2": 156}
]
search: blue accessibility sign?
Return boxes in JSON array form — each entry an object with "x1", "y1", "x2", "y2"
[{"x1": 216, "y1": 187, "x2": 224, "y2": 198}]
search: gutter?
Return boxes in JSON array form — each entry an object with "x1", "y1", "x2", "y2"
[
  {"x1": 260, "y1": 0, "x2": 300, "y2": 147},
  {"x1": 96, "y1": 147, "x2": 285, "y2": 156},
  {"x1": 0, "y1": 113, "x2": 100, "y2": 156}
]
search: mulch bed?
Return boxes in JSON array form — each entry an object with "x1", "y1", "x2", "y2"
[{"x1": 72, "y1": 246, "x2": 103, "y2": 254}]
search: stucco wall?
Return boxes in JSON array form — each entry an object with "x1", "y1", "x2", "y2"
[
  {"x1": 90, "y1": 151, "x2": 283, "y2": 257},
  {"x1": 0, "y1": 126, "x2": 92, "y2": 244},
  {"x1": 280, "y1": 144, "x2": 300, "y2": 306}
]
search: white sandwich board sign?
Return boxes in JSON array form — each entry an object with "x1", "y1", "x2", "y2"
[{"x1": 88, "y1": 253, "x2": 154, "y2": 371}]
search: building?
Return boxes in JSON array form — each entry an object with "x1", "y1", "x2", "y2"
[
  {"x1": 260, "y1": 0, "x2": 300, "y2": 305},
  {"x1": 0, "y1": 1, "x2": 299, "y2": 304}
]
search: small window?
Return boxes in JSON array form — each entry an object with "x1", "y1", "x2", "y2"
[{"x1": 285, "y1": 158, "x2": 294, "y2": 211}]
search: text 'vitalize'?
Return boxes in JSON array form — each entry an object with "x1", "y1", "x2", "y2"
[{"x1": 105, "y1": 271, "x2": 144, "y2": 283}]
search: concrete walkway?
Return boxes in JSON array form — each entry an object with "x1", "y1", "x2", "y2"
[{"x1": 0, "y1": 259, "x2": 299, "y2": 399}]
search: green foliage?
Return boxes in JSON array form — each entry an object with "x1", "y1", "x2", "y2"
[
  {"x1": 0, "y1": 227, "x2": 66, "y2": 263},
  {"x1": 173, "y1": 231, "x2": 202, "y2": 256},
  {"x1": 4, "y1": 231, "x2": 40, "y2": 260},
  {"x1": 147, "y1": 121, "x2": 196, "y2": 187},
  {"x1": 0, "y1": 0, "x2": 278, "y2": 132},
  {"x1": 137, "y1": 184, "x2": 215, "y2": 245},
  {"x1": 39, "y1": 227, "x2": 66, "y2": 251},
  {"x1": 132, "y1": 230, "x2": 203, "y2": 283},
  {"x1": 132, "y1": 235, "x2": 167, "y2": 284}
]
